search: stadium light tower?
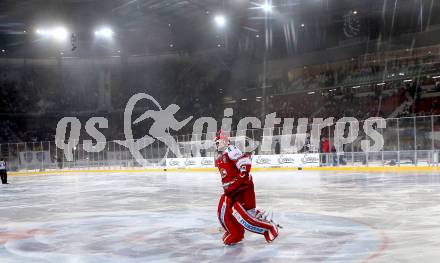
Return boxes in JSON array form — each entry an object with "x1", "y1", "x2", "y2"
[{"x1": 214, "y1": 15, "x2": 227, "y2": 28}]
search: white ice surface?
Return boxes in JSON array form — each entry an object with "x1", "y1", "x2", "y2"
[{"x1": 1, "y1": 171, "x2": 440, "y2": 262}]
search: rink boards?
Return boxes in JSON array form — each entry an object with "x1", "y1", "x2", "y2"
[
  {"x1": 9, "y1": 164, "x2": 440, "y2": 177},
  {"x1": 165, "y1": 153, "x2": 320, "y2": 169}
]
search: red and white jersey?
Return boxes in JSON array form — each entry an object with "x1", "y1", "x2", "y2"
[{"x1": 215, "y1": 144, "x2": 252, "y2": 196}]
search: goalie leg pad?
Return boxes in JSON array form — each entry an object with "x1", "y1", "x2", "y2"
[
  {"x1": 263, "y1": 223, "x2": 279, "y2": 243},
  {"x1": 232, "y1": 202, "x2": 279, "y2": 243},
  {"x1": 217, "y1": 194, "x2": 245, "y2": 245},
  {"x1": 223, "y1": 231, "x2": 244, "y2": 245}
]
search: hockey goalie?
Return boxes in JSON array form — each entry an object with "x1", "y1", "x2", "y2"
[{"x1": 215, "y1": 130, "x2": 279, "y2": 245}]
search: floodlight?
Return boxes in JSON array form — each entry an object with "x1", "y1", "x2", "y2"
[
  {"x1": 261, "y1": 3, "x2": 272, "y2": 13},
  {"x1": 95, "y1": 27, "x2": 114, "y2": 38},
  {"x1": 214, "y1": 15, "x2": 227, "y2": 28},
  {"x1": 53, "y1": 27, "x2": 68, "y2": 41}
]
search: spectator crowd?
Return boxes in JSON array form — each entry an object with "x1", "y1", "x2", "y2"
[{"x1": 1, "y1": 45, "x2": 440, "y2": 144}]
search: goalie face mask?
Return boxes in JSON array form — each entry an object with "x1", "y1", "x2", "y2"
[{"x1": 215, "y1": 130, "x2": 229, "y2": 152}]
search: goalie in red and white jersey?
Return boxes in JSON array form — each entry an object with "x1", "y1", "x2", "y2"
[{"x1": 215, "y1": 130, "x2": 279, "y2": 245}]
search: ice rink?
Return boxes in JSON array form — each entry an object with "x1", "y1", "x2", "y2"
[{"x1": 1, "y1": 170, "x2": 440, "y2": 263}]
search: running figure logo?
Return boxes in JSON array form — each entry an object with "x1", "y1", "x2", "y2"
[{"x1": 116, "y1": 93, "x2": 193, "y2": 166}]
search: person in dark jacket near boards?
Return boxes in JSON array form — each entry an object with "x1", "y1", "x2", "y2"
[{"x1": 0, "y1": 158, "x2": 8, "y2": 184}]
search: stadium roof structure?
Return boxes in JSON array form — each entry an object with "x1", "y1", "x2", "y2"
[
  {"x1": 0, "y1": 0, "x2": 439, "y2": 58},
  {"x1": 0, "y1": 0, "x2": 223, "y2": 57}
]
